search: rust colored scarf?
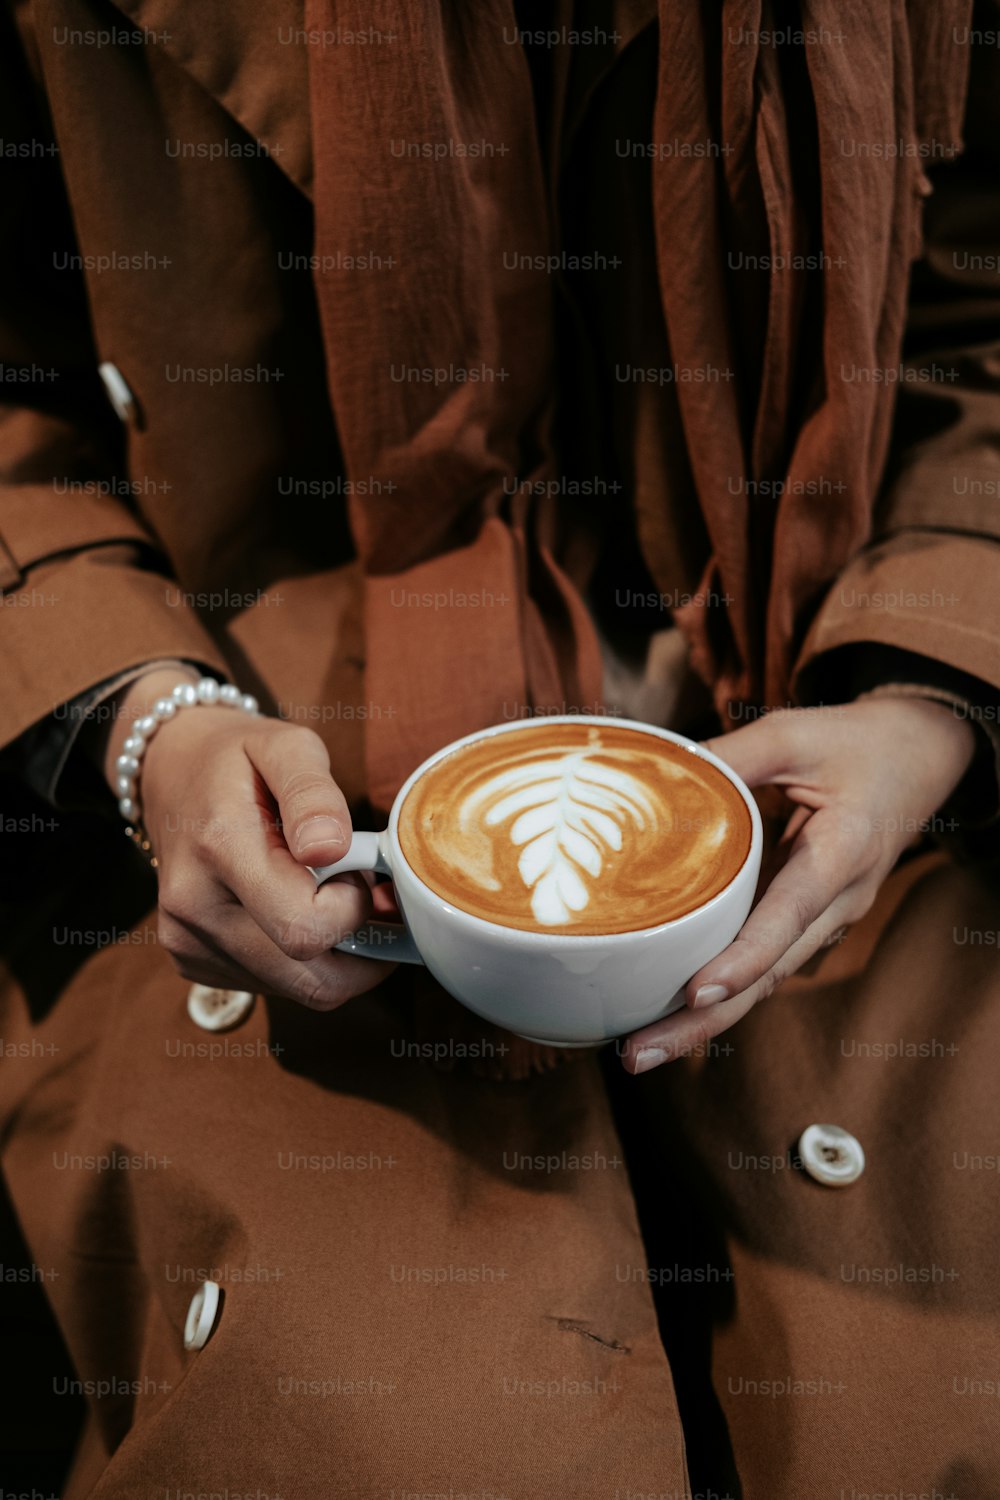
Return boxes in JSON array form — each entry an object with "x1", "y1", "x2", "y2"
[{"x1": 306, "y1": 0, "x2": 971, "y2": 814}]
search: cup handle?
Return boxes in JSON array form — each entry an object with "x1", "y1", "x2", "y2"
[{"x1": 309, "y1": 832, "x2": 423, "y2": 966}]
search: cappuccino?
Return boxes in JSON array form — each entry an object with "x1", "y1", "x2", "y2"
[{"x1": 397, "y1": 722, "x2": 752, "y2": 935}]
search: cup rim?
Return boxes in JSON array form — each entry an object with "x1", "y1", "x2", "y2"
[{"x1": 388, "y1": 714, "x2": 762, "y2": 945}]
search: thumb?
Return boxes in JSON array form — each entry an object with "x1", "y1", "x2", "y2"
[
  {"x1": 247, "y1": 729, "x2": 353, "y2": 865},
  {"x1": 701, "y1": 712, "x2": 798, "y2": 789}
]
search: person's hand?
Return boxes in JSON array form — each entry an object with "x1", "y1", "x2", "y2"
[
  {"x1": 620, "y1": 697, "x2": 977, "y2": 1073},
  {"x1": 98, "y1": 668, "x2": 393, "y2": 1009}
]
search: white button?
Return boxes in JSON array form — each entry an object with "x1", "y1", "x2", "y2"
[
  {"x1": 97, "y1": 361, "x2": 137, "y2": 423},
  {"x1": 186, "y1": 985, "x2": 256, "y2": 1032},
  {"x1": 184, "y1": 1280, "x2": 221, "y2": 1351},
  {"x1": 798, "y1": 1124, "x2": 865, "y2": 1187}
]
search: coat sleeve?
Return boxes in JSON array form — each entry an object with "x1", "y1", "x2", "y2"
[
  {"x1": 0, "y1": 23, "x2": 226, "y2": 756},
  {"x1": 792, "y1": 20, "x2": 1000, "y2": 716}
]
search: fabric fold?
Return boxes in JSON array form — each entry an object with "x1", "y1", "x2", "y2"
[
  {"x1": 303, "y1": 0, "x2": 974, "y2": 1074},
  {"x1": 307, "y1": 0, "x2": 973, "y2": 780},
  {"x1": 306, "y1": 0, "x2": 604, "y2": 810}
]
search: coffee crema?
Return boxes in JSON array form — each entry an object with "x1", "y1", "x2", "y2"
[{"x1": 397, "y1": 723, "x2": 752, "y2": 935}]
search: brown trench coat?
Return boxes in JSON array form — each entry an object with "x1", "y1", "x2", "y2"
[{"x1": 2, "y1": 1, "x2": 1000, "y2": 1495}]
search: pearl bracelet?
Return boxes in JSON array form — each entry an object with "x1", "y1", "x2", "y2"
[{"x1": 116, "y1": 676, "x2": 259, "y2": 864}]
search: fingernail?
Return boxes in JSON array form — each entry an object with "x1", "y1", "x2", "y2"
[
  {"x1": 632, "y1": 1047, "x2": 667, "y2": 1074},
  {"x1": 693, "y1": 983, "x2": 728, "y2": 1008},
  {"x1": 294, "y1": 816, "x2": 346, "y2": 857}
]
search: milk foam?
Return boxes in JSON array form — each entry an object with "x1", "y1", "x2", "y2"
[
  {"x1": 462, "y1": 745, "x2": 658, "y2": 925},
  {"x1": 397, "y1": 722, "x2": 752, "y2": 936}
]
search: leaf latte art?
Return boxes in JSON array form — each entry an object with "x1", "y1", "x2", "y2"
[
  {"x1": 398, "y1": 724, "x2": 753, "y2": 935},
  {"x1": 465, "y1": 750, "x2": 656, "y2": 926}
]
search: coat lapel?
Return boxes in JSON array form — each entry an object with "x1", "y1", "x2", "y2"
[{"x1": 107, "y1": 0, "x2": 314, "y2": 196}]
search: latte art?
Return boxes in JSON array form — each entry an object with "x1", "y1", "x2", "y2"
[
  {"x1": 466, "y1": 746, "x2": 658, "y2": 926},
  {"x1": 398, "y1": 723, "x2": 753, "y2": 935}
]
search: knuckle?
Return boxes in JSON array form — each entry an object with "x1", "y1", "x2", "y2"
[
  {"x1": 157, "y1": 857, "x2": 219, "y2": 918},
  {"x1": 191, "y1": 811, "x2": 235, "y2": 861},
  {"x1": 157, "y1": 914, "x2": 199, "y2": 969},
  {"x1": 789, "y1": 893, "x2": 818, "y2": 940},
  {"x1": 282, "y1": 724, "x2": 329, "y2": 765},
  {"x1": 853, "y1": 840, "x2": 882, "y2": 882},
  {"x1": 682, "y1": 1019, "x2": 713, "y2": 1057},
  {"x1": 777, "y1": 893, "x2": 819, "y2": 948},
  {"x1": 755, "y1": 967, "x2": 784, "y2": 1002},
  {"x1": 843, "y1": 882, "x2": 877, "y2": 924},
  {"x1": 727, "y1": 930, "x2": 778, "y2": 978},
  {"x1": 291, "y1": 966, "x2": 340, "y2": 1012},
  {"x1": 278, "y1": 768, "x2": 334, "y2": 814},
  {"x1": 730, "y1": 930, "x2": 767, "y2": 959},
  {"x1": 273, "y1": 913, "x2": 330, "y2": 962},
  {"x1": 157, "y1": 884, "x2": 193, "y2": 931},
  {"x1": 282, "y1": 721, "x2": 322, "y2": 746}
]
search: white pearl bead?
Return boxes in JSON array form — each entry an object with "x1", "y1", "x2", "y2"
[{"x1": 117, "y1": 674, "x2": 262, "y2": 844}]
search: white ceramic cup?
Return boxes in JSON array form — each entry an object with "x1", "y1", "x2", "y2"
[{"x1": 311, "y1": 715, "x2": 762, "y2": 1046}]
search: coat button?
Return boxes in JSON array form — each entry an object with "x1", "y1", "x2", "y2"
[
  {"x1": 186, "y1": 985, "x2": 256, "y2": 1032},
  {"x1": 184, "y1": 1281, "x2": 221, "y2": 1351},
  {"x1": 797, "y1": 1123, "x2": 865, "y2": 1187},
  {"x1": 97, "y1": 361, "x2": 138, "y2": 424}
]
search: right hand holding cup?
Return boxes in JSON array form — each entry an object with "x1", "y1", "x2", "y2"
[{"x1": 98, "y1": 668, "x2": 395, "y2": 1008}]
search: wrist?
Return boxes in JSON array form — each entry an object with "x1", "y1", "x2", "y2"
[
  {"x1": 110, "y1": 675, "x2": 260, "y2": 862},
  {"x1": 856, "y1": 687, "x2": 977, "y2": 774},
  {"x1": 95, "y1": 665, "x2": 203, "y2": 795}
]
